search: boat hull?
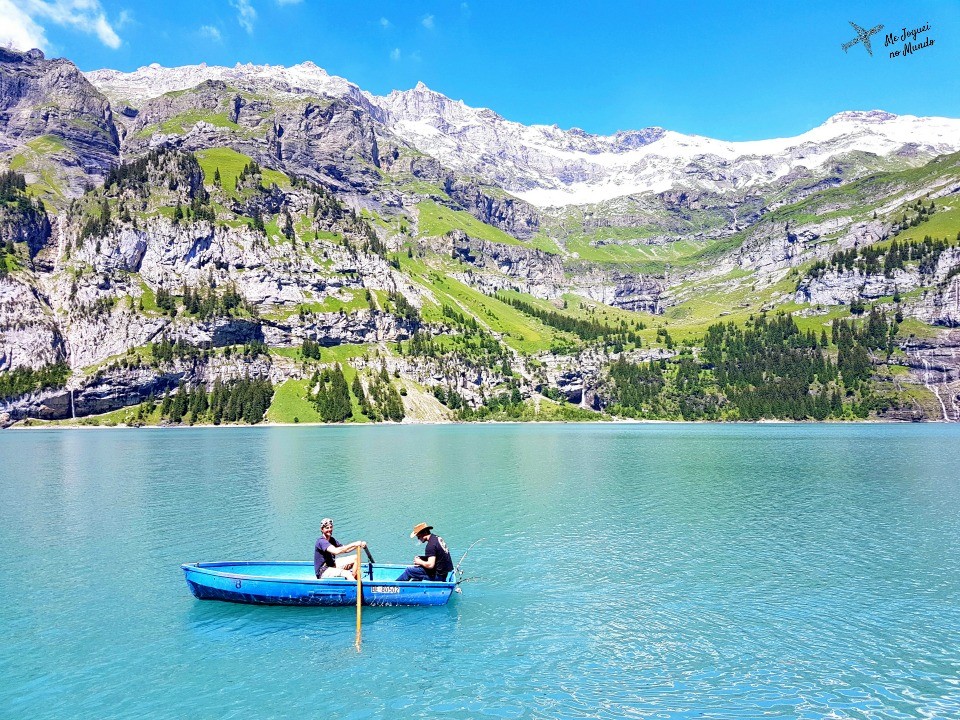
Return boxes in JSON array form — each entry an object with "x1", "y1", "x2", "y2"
[{"x1": 181, "y1": 561, "x2": 456, "y2": 607}]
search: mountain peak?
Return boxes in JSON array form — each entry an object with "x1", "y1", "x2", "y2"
[
  {"x1": 826, "y1": 110, "x2": 898, "y2": 124},
  {"x1": 78, "y1": 58, "x2": 960, "y2": 207},
  {"x1": 85, "y1": 60, "x2": 360, "y2": 106}
]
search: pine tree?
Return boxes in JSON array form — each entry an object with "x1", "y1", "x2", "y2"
[{"x1": 314, "y1": 365, "x2": 351, "y2": 422}]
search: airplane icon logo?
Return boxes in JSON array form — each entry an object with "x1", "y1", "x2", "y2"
[{"x1": 842, "y1": 21, "x2": 884, "y2": 56}]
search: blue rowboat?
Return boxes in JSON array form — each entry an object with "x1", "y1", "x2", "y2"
[{"x1": 181, "y1": 561, "x2": 457, "y2": 607}]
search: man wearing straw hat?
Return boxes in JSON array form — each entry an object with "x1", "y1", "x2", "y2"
[
  {"x1": 314, "y1": 518, "x2": 367, "y2": 580},
  {"x1": 396, "y1": 522, "x2": 453, "y2": 582}
]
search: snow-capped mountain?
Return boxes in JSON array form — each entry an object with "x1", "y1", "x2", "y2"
[
  {"x1": 375, "y1": 87, "x2": 960, "y2": 206},
  {"x1": 86, "y1": 60, "x2": 367, "y2": 107},
  {"x1": 85, "y1": 61, "x2": 960, "y2": 207}
]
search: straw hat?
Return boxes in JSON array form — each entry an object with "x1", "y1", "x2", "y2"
[{"x1": 410, "y1": 522, "x2": 433, "y2": 538}]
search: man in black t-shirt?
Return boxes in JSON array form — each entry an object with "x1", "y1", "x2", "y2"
[{"x1": 396, "y1": 522, "x2": 453, "y2": 582}]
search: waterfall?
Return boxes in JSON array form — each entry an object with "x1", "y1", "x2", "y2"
[
  {"x1": 70, "y1": 389, "x2": 76, "y2": 420},
  {"x1": 949, "y1": 348, "x2": 960, "y2": 422},
  {"x1": 921, "y1": 356, "x2": 949, "y2": 422}
]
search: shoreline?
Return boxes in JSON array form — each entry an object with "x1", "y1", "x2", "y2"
[{"x1": 6, "y1": 417, "x2": 928, "y2": 430}]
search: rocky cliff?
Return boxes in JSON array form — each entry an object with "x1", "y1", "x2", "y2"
[
  {"x1": 0, "y1": 48, "x2": 119, "y2": 193},
  {"x1": 2, "y1": 49, "x2": 960, "y2": 425}
]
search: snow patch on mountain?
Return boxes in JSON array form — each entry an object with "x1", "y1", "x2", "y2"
[
  {"x1": 86, "y1": 61, "x2": 364, "y2": 106},
  {"x1": 376, "y1": 86, "x2": 960, "y2": 206},
  {"x1": 84, "y1": 63, "x2": 960, "y2": 207}
]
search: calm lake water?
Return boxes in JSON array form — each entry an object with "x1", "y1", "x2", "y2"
[{"x1": 2, "y1": 424, "x2": 959, "y2": 719}]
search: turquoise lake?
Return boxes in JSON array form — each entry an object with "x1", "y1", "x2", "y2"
[{"x1": 2, "y1": 424, "x2": 959, "y2": 719}]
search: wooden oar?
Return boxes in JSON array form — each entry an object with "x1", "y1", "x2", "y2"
[{"x1": 354, "y1": 545, "x2": 362, "y2": 652}]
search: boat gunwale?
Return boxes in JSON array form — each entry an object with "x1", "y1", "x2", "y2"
[{"x1": 181, "y1": 561, "x2": 457, "y2": 588}]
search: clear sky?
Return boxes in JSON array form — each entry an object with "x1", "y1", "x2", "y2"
[{"x1": 2, "y1": 0, "x2": 959, "y2": 141}]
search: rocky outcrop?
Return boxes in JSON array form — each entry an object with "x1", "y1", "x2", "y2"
[
  {"x1": 0, "y1": 48, "x2": 119, "y2": 190},
  {"x1": 61, "y1": 306, "x2": 168, "y2": 369},
  {"x1": 274, "y1": 98, "x2": 384, "y2": 188},
  {"x1": 261, "y1": 309, "x2": 416, "y2": 347},
  {"x1": 166, "y1": 317, "x2": 263, "y2": 347},
  {"x1": 900, "y1": 331, "x2": 960, "y2": 422},
  {"x1": 0, "y1": 352, "x2": 293, "y2": 427},
  {"x1": 796, "y1": 248, "x2": 960, "y2": 307},
  {"x1": 443, "y1": 178, "x2": 539, "y2": 239},
  {"x1": 796, "y1": 269, "x2": 904, "y2": 306},
  {"x1": 535, "y1": 347, "x2": 675, "y2": 410},
  {"x1": 119, "y1": 82, "x2": 387, "y2": 195},
  {"x1": 0, "y1": 198, "x2": 419, "y2": 373},
  {"x1": 572, "y1": 270, "x2": 665, "y2": 313},
  {"x1": 0, "y1": 275, "x2": 65, "y2": 370},
  {"x1": 912, "y1": 275, "x2": 960, "y2": 327},
  {"x1": 0, "y1": 203, "x2": 51, "y2": 257},
  {"x1": 382, "y1": 350, "x2": 513, "y2": 409},
  {"x1": 379, "y1": 148, "x2": 442, "y2": 180},
  {"x1": 422, "y1": 230, "x2": 564, "y2": 297},
  {"x1": 454, "y1": 230, "x2": 561, "y2": 281},
  {"x1": 737, "y1": 219, "x2": 889, "y2": 276},
  {"x1": 67, "y1": 215, "x2": 375, "y2": 311}
]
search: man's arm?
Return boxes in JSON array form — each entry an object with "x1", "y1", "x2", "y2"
[
  {"x1": 331, "y1": 540, "x2": 367, "y2": 556},
  {"x1": 414, "y1": 554, "x2": 436, "y2": 569}
]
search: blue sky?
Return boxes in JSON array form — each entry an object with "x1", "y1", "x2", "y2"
[{"x1": 2, "y1": 0, "x2": 958, "y2": 141}]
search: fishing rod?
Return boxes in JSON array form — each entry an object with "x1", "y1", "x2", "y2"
[{"x1": 454, "y1": 538, "x2": 484, "y2": 587}]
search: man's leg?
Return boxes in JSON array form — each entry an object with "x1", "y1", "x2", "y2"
[
  {"x1": 336, "y1": 555, "x2": 358, "y2": 579},
  {"x1": 320, "y1": 567, "x2": 355, "y2": 580},
  {"x1": 396, "y1": 565, "x2": 430, "y2": 582}
]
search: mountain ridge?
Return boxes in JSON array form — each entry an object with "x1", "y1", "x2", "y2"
[
  {"x1": 84, "y1": 59, "x2": 960, "y2": 207},
  {"x1": 1, "y1": 47, "x2": 959, "y2": 426}
]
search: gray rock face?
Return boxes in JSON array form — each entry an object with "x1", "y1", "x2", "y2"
[
  {"x1": 796, "y1": 269, "x2": 904, "y2": 306},
  {"x1": 913, "y1": 275, "x2": 960, "y2": 327},
  {"x1": 437, "y1": 230, "x2": 564, "y2": 295},
  {"x1": 272, "y1": 98, "x2": 384, "y2": 188},
  {"x1": 60, "y1": 305, "x2": 168, "y2": 370},
  {"x1": 536, "y1": 348, "x2": 620, "y2": 409},
  {"x1": 0, "y1": 48, "x2": 119, "y2": 188},
  {"x1": 0, "y1": 275, "x2": 65, "y2": 371},
  {"x1": 166, "y1": 317, "x2": 263, "y2": 347},
  {"x1": 572, "y1": 270, "x2": 665, "y2": 312},
  {"x1": 261, "y1": 310, "x2": 415, "y2": 347},
  {"x1": 735, "y1": 218, "x2": 889, "y2": 277},
  {"x1": 0, "y1": 203, "x2": 51, "y2": 257},
  {"x1": 443, "y1": 178, "x2": 539, "y2": 239},
  {"x1": 0, "y1": 352, "x2": 293, "y2": 427},
  {"x1": 796, "y1": 248, "x2": 960, "y2": 307},
  {"x1": 118, "y1": 83, "x2": 387, "y2": 195},
  {"x1": 379, "y1": 149, "x2": 442, "y2": 180},
  {"x1": 0, "y1": 155, "x2": 439, "y2": 415},
  {"x1": 112, "y1": 229, "x2": 148, "y2": 271},
  {"x1": 900, "y1": 331, "x2": 960, "y2": 422}
]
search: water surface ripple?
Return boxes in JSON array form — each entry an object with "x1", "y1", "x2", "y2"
[{"x1": 1, "y1": 424, "x2": 959, "y2": 718}]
